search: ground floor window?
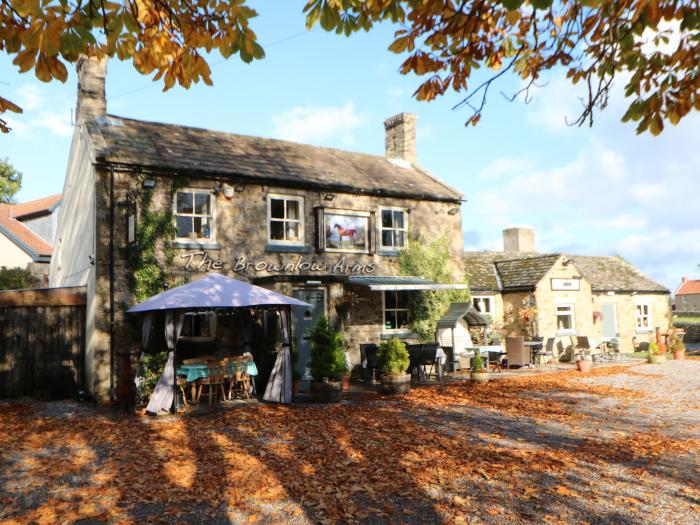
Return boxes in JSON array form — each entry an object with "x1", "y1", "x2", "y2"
[
  {"x1": 383, "y1": 291, "x2": 410, "y2": 331},
  {"x1": 472, "y1": 295, "x2": 494, "y2": 316},
  {"x1": 635, "y1": 304, "x2": 651, "y2": 331},
  {"x1": 180, "y1": 312, "x2": 216, "y2": 339},
  {"x1": 556, "y1": 304, "x2": 575, "y2": 334}
]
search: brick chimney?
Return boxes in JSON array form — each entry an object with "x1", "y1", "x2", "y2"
[
  {"x1": 76, "y1": 56, "x2": 106, "y2": 123},
  {"x1": 384, "y1": 113, "x2": 417, "y2": 164},
  {"x1": 503, "y1": 226, "x2": 536, "y2": 253}
]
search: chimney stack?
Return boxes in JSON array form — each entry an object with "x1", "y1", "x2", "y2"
[
  {"x1": 384, "y1": 113, "x2": 417, "y2": 164},
  {"x1": 503, "y1": 227, "x2": 536, "y2": 254},
  {"x1": 76, "y1": 56, "x2": 106, "y2": 123}
]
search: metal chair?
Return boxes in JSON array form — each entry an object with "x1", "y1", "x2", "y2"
[
  {"x1": 487, "y1": 350, "x2": 505, "y2": 372},
  {"x1": 420, "y1": 343, "x2": 439, "y2": 379},
  {"x1": 360, "y1": 344, "x2": 379, "y2": 383},
  {"x1": 406, "y1": 344, "x2": 424, "y2": 379}
]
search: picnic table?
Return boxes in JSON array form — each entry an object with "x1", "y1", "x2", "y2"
[{"x1": 177, "y1": 361, "x2": 258, "y2": 382}]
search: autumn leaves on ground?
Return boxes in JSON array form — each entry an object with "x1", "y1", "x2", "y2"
[{"x1": 1, "y1": 363, "x2": 699, "y2": 525}]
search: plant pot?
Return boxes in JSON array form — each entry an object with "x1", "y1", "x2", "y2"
[
  {"x1": 470, "y1": 371, "x2": 490, "y2": 383},
  {"x1": 379, "y1": 373, "x2": 411, "y2": 395},
  {"x1": 673, "y1": 350, "x2": 685, "y2": 361},
  {"x1": 576, "y1": 360, "x2": 592, "y2": 373},
  {"x1": 310, "y1": 381, "x2": 342, "y2": 403},
  {"x1": 292, "y1": 379, "x2": 301, "y2": 396},
  {"x1": 342, "y1": 375, "x2": 351, "y2": 391},
  {"x1": 648, "y1": 354, "x2": 667, "y2": 364}
]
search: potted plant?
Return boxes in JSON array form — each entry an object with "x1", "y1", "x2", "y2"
[
  {"x1": 575, "y1": 354, "x2": 592, "y2": 372},
  {"x1": 669, "y1": 334, "x2": 685, "y2": 361},
  {"x1": 647, "y1": 342, "x2": 666, "y2": 364},
  {"x1": 308, "y1": 317, "x2": 348, "y2": 403},
  {"x1": 470, "y1": 349, "x2": 490, "y2": 383},
  {"x1": 377, "y1": 337, "x2": 411, "y2": 394}
]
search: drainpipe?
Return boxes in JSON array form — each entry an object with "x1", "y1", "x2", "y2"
[{"x1": 109, "y1": 167, "x2": 115, "y2": 400}]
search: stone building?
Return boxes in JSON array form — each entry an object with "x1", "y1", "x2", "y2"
[
  {"x1": 464, "y1": 227, "x2": 671, "y2": 355},
  {"x1": 0, "y1": 194, "x2": 61, "y2": 286},
  {"x1": 674, "y1": 277, "x2": 700, "y2": 313},
  {"x1": 49, "y1": 58, "x2": 466, "y2": 401}
]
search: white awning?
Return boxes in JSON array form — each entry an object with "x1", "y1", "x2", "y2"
[{"x1": 346, "y1": 276, "x2": 469, "y2": 292}]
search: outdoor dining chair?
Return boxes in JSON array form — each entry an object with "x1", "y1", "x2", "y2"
[
  {"x1": 360, "y1": 344, "x2": 379, "y2": 383},
  {"x1": 420, "y1": 343, "x2": 439, "y2": 379},
  {"x1": 225, "y1": 356, "x2": 252, "y2": 400},
  {"x1": 196, "y1": 360, "x2": 227, "y2": 407}
]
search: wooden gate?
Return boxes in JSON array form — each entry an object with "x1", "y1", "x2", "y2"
[{"x1": 0, "y1": 287, "x2": 86, "y2": 399}]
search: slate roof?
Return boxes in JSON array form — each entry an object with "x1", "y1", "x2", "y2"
[
  {"x1": 675, "y1": 279, "x2": 700, "y2": 296},
  {"x1": 85, "y1": 115, "x2": 462, "y2": 202},
  {"x1": 463, "y1": 252, "x2": 668, "y2": 293},
  {"x1": 0, "y1": 195, "x2": 60, "y2": 260}
]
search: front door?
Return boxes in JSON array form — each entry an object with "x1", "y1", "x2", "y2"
[
  {"x1": 600, "y1": 303, "x2": 617, "y2": 339},
  {"x1": 292, "y1": 287, "x2": 326, "y2": 381}
]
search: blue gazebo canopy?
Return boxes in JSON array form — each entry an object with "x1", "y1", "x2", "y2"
[{"x1": 127, "y1": 273, "x2": 310, "y2": 313}]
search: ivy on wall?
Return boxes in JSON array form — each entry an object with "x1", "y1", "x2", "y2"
[{"x1": 398, "y1": 233, "x2": 470, "y2": 341}]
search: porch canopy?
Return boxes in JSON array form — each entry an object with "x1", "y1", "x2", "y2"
[
  {"x1": 127, "y1": 273, "x2": 310, "y2": 412},
  {"x1": 436, "y1": 302, "x2": 488, "y2": 330},
  {"x1": 346, "y1": 276, "x2": 470, "y2": 291}
]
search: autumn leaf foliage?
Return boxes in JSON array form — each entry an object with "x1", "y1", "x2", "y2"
[{"x1": 305, "y1": 0, "x2": 700, "y2": 134}]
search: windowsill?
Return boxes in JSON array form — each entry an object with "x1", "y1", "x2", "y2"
[
  {"x1": 378, "y1": 249, "x2": 401, "y2": 257},
  {"x1": 635, "y1": 328, "x2": 653, "y2": 334},
  {"x1": 556, "y1": 330, "x2": 577, "y2": 337},
  {"x1": 174, "y1": 240, "x2": 221, "y2": 250},
  {"x1": 380, "y1": 332, "x2": 417, "y2": 340},
  {"x1": 265, "y1": 244, "x2": 313, "y2": 253}
]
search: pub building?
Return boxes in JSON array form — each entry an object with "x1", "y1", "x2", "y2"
[{"x1": 50, "y1": 58, "x2": 467, "y2": 402}]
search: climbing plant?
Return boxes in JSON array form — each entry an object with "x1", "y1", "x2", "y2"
[{"x1": 398, "y1": 233, "x2": 470, "y2": 341}]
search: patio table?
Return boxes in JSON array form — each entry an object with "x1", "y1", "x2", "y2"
[{"x1": 178, "y1": 361, "x2": 259, "y2": 383}]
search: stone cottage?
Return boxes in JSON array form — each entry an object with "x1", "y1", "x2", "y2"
[
  {"x1": 49, "y1": 58, "x2": 466, "y2": 402},
  {"x1": 464, "y1": 227, "x2": 671, "y2": 355}
]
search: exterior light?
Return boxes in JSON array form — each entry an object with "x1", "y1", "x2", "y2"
[
  {"x1": 142, "y1": 179, "x2": 156, "y2": 189},
  {"x1": 223, "y1": 186, "x2": 235, "y2": 198},
  {"x1": 234, "y1": 185, "x2": 245, "y2": 192},
  {"x1": 447, "y1": 207, "x2": 459, "y2": 215},
  {"x1": 324, "y1": 193, "x2": 335, "y2": 201}
]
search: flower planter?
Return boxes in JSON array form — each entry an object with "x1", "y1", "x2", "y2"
[
  {"x1": 470, "y1": 371, "x2": 490, "y2": 383},
  {"x1": 576, "y1": 360, "x2": 592, "y2": 373},
  {"x1": 342, "y1": 375, "x2": 351, "y2": 391},
  {"x1": 310, "y1": 381, "x2": 343, "y2": 403},
  {"x1": 379, "y1": 373, "x2": 411, "y2": 395},
  {"x1": 673, "y1": 350, "x2": 685, "y2": 361},
  {"x1": 648, "y1": 354, "x2": 667, "y2": 364}
]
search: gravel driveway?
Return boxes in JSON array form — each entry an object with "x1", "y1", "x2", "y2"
[{"x1": 1, "y1": 361, "x2": 698, "y2": 524}]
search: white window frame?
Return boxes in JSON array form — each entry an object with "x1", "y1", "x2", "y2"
[
  {"x1": 267, "y1": 194, "x2": 305, "y2": 245},
  {"x1": 173, "y1": 188, "x2": 216, "y2": 242},
  {"x1": 472, "y1": 295, "x2": 495, "y2": 316},
  {"x1": 635, "y1": 303, "x2": 652, "y2": 332},
  {"x1": 382, "y1": 290, "x2": 411, "y2": 333},
  {"x1": 379, "y1": 206, "x2": 408, "y2": 250},
  {"x1": 179, "y1": 312, "x2": 217, "y2": 341},
  {"x1": 555, "y1": 303, "x2": 576, "y2": 335}
]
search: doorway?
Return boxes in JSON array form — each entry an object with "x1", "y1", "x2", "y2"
[
  {"x1": 600, "y1": 303, "x2": 617, "y2": 339},
  {"x1": 292, "y1": 287, "x2": 327, "y2": 381}
]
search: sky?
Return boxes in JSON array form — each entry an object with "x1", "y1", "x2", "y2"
[{"x1": 1, "y1": 2, "x2": 698, "y2": 291}]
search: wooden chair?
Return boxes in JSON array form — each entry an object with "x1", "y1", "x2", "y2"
[
  {"x1": 197, "y1": 360, "x2": 227, "y2": 407},
  {"x1": 225, "y1": 357, "x2": 251, "y2": 400}
]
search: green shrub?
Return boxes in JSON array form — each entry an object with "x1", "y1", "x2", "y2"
[
  {"x1": 377, "y1": 337, "x2": 410, "y2": 376},
  {"x1": 472, "y1": 349, "x2": 487, "y2": 372},
  {"x1": 0, "y1": 266, "x2": 32, "y2": 290},
  {"x1": 648, "y1": 342, "x2": 660, "y2": 355},
  {"x1": 308, "y1": 317, "x2": 347, "y2": 382}
]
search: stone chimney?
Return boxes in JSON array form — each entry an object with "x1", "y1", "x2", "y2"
[
  {"x1": 384, "y1": 113, "x2": 417, "y2": 164},
  {"x1": 76, "y1": 56, "x2": 106, "y2": 123},
  {"x1": 503, "y1": 226, "x2": 536, "y2": 253}
]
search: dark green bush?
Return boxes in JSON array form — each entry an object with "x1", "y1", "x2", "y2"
[
  {"x1": 377, "y1": 337, "x2": 410, "y2": 375},
  {"x1": 308, "y1": 316, "x2": 347, "y2": 382}
]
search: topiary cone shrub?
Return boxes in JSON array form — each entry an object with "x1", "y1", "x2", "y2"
[
  {"x1": 377, "y1": 337, "x2": 411, "y2": 394},
  {"x1": 308, "y1": 317, "x2": 348, "y2": 402}
]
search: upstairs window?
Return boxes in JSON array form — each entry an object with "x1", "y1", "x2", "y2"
[
  {"x1": 174, "y1": 189, "x2": 214, "y2": 241},
  {"x1": 636, "y1": 304, "x2": 651, "y2": 331},
  {"x1": 380, "y1": 208, "x2": 407, "y2": 250},
  {"x1": 472, "y1": 296, "x2": 494, "y2": 316},
  {"x1": 268, "y1": 195, "x2": 304, "y2": 245},
  {"x1": 556, "y1": 304, "x2": 575, "y2": 334},
  {"x1": 383, "y1": 291, "x2": 410, "y2": 332}
]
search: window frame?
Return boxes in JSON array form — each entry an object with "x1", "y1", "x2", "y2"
[
  {"x1": 172, "y1": 188, "x2": 216, "y2": 242},
  {"x1": 472, "y1": 295, "x2": 495, "y2": 317},
  {"x1": 635, "y1": 303, "x2": 652, "y2": 332},
  {"x1": 179, "y1": 311, "x2": 217, "y2": 341},
  {"x1": 555, "y1": 303, "x2": 576, "y2": 335},
  {"x1": 267, "y1": 194, "x2": 305, "y2": 246},
  {"x1": 378, "y1": 206, "x2": 408, "y2": 251},
  {"x1": 382, "y1": 290, "x2": 411, "y2": 333}
]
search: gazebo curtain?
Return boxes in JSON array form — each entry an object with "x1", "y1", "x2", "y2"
[
  {"x1": 263, "y1": 307, "x2": 293, "y2": 404},
  {"x1": 145, "y1": 312, "x2": 185, "y2": 414}
]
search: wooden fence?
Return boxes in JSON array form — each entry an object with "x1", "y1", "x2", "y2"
[{"x1": 0, "y1": 287, "x2": 86, "y2": 399}]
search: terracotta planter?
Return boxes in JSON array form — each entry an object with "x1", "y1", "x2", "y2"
[
  {"x1": 673, "y1": 350, "x2": 685, "y2": 361},
  {"x1": 342, "y1": 375, "x2": 351, "y2": 391},
  {"x1": 576, "y1": 360, "x2": 592, "y2": 373},
  {"x1": 470, "y1": 371, "x2": 490, "y2": 383},
  {"x1": 310, "y1": 381, "x2": 342, "y2": 403},
  {"x1": 648, "y1": 354, "x2": 667, "y2": 364},
  {"x1": 379, "y1": 373, "x2": 411, "y2": 395}
]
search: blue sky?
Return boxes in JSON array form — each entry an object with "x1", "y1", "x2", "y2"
[{"x1": 1, "y1": 2, "x2": 698, "y2": 290}]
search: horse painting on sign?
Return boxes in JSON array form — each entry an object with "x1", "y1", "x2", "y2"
[{"x1": 325, "y1": 213, "x2": 368, "y2": 252}]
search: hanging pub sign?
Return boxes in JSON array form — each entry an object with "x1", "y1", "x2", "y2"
[
  {"x1": 180, "y1": 251, "x2": 377, "y2": 275},
  {"x1": 551, "y1": 278, "x2": 581, "y2": 291}
]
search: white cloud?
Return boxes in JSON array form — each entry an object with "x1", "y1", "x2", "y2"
[
  {"x1": 599, "y1": 213, "x2": 647, "y2": 230},
  {"x1": 272, "y1": 101, "x2": 367, "y2": 144},
  {"x1": 16, "y1": 84, "x2": 44, "y2": 111},
  {"x1": 31, "y1": 111, "x2": 73, "y2": 137}
]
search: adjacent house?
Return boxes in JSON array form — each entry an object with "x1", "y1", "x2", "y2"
[
  {"x1": 49, "y1": 58, "x2": 466, "y2": 402},
  {"x1": 0, "y1": 194, "x2": 61, "y2": 286},
  {"x1": 464, "y1": 227, "x2": 671, "y2": 355},
  {"x1": 674, "y1": 277, "x2": 700, "y2": 312}
]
